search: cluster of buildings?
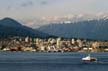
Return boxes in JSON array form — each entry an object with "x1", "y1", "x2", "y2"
[{"x1": 0, "y1": 37, "x2": 108, "y2": 52}]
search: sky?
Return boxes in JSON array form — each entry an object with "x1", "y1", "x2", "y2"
[{"x1": 0, "y1": 0, "x2": 108, "y2": 28}]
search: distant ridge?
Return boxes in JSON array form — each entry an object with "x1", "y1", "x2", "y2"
[
  {"x1": 0, "y1": 17, "x2": 22, "y2": 27},
  {"x1": 0, "y1": 17, "x2": 50, "y2": 38},
  {"x1": 38, "y1": 19, "x2": 108, "y2": 40}
]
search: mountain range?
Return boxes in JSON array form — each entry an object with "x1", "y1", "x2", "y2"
[
  {"x1": 38, "y1": 19, "x2": 108, "y2": 40},
  {"x1": 1, "y1": 17, "x2": 108, "y2": 40},
  {"x1": 0, "y1": 17, "x2": 50, "y2": 38}
]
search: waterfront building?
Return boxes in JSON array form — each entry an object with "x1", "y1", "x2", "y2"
[
  {"x1": 92, "y1": 42, "x2": 100, "y2": 49},
  {"x1": 23, "y1": 47, "x2": 36, "y2": 52},
  {"x1": 56, "y1": 38, "x2": 62, "y2": 49},
  {"x1": 50, "y1": 39, "x2": 56, "y2": 44},
  {"x1": 36, "y1": 38, "x2": 39, "y2": 44},
  {"x1": 71, "y1": 38, "x2": 75, "y2": 44},
  {"x1": 3, "y1": 48, "x2": 10, "y2": 51},
  {"x1": 91, "y1": 42, "x2": 100, "y2": 52},
  {"x1": 47, "y1": 46, "x2": 51, "y2": 52},
  {"x1": 76, "y1": 39, "x2": 83, "y2": 47},
  {"x1": 40, "y1": 45, "x2": 45, "y2": 52},
  {"x1": 25, "y1": 36, "x2": 29, "y2": 42}
]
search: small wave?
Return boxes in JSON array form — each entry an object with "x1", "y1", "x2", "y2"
[{"x1": 81, "y1": 60, "x2": 108, "y2": 65}]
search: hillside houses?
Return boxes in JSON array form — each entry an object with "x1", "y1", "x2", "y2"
[{"x1": 0, "y1": 37, "x2": 108, "y2": 52}]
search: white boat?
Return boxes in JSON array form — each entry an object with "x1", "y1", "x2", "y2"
[{"x1": 82, "y1": 54, "x2": 97, "y2": 62}]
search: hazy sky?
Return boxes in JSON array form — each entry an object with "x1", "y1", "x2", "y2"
[{"x1": 0, "y1": 0, "x2": 108, "y2": 28}]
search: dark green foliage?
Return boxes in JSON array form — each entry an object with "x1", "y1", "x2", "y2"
[{"x1": 0, "y1": 17, "x2": 50, "y2": 38}]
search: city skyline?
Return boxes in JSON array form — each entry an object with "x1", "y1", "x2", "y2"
[{"x1": 0, "y1": 0, "x2": 108, "y2": 28}]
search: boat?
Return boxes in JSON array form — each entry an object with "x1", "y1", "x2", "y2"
[{"x1": 82, "y1": 54, "x2": 97, "y2": 62}]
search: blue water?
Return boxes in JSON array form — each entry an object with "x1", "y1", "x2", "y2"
[{"x1": 0, "y1": 52, "x2": 108, "y2": 71}]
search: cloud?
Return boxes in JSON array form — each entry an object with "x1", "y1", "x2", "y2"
[
  {"x1": 7, "y1": 6, "x2": 12, "y2": 10},
  {"x1": 26, "y1": 22, "x2": 34, "y2": 26},
  {"x1": 40, "y1": 1, "x2": 48, "y2": 5},
  {"x1": 42, "y1": 16, "x2": 60, "y2": 22},
  {"x1": 20, "y1": 1, "x2": 33, "y2": 7}
]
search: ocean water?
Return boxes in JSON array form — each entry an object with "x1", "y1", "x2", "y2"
[{"x1": 0, "y1": 52, "x2": 108, "y2": 71}]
